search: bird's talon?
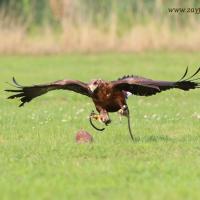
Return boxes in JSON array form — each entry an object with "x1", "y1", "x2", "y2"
[
  {"x1": 118, "y1": 105, "x2": 129, "y2": 117},
  {"x1": 105, "y1": 119, "x2": 111, "y2": 126},
  {"x1": 89, "y1": 111, "x2": 106, "y2": 131}
]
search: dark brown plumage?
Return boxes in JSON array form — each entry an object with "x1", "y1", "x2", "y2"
[{"x1": 5, "y1": 67, "x2": 200, "y2": 140}]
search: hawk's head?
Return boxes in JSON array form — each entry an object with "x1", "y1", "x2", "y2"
[{"x1": 88, "y1": 79, "x2": 103, "y2": 93}]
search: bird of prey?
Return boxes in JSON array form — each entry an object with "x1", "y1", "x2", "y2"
[{"x1": 5, "y1": 67, "x2": 200, "y2": 141}]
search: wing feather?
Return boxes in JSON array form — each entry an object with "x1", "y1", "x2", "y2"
[
  {"x1": 112, "y1": 67, "x2": 200, "y2": 96},
  {"x1": 5, "y1": 78, "x2": 90, "y2": 107}
]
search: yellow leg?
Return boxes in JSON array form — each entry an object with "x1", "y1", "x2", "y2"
[
  {"x1": 89, "y1": 111, "x2": 105, "y2": 131},
  {"x1": 90, "y1": 111, "x2": 103, "y2": 123},
  {"x1": 90, "y1": 110, "x2": 111, "y2": 125}
]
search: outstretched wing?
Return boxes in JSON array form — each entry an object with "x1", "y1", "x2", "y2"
[
  {"x1": 112, "y1": 67, "x2": 200, "y2": 96},
  {"x1": 5, "y1": 78, "x2": 91, "y2": 107}
]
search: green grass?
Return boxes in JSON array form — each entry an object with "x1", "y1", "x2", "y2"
[{"x1": 0, "y1": 52, "x2": 200, "y2": 200}]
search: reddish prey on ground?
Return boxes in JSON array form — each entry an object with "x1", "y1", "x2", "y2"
[{"x1": 76, "y1": 130, "x2": 93, "y2": 144}]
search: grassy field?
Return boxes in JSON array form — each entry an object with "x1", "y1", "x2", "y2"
[{"x1": 0, "y1": 52, "x2": 200, "y2": 200}]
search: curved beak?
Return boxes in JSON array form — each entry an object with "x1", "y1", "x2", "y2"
[{"x1": 89, "y1": 84, "x2": 97, "y2": 93}]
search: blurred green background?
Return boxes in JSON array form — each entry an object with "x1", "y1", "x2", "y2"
[{"x1": 0, "y1": 0, "x2": 200, "y2": 54}]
